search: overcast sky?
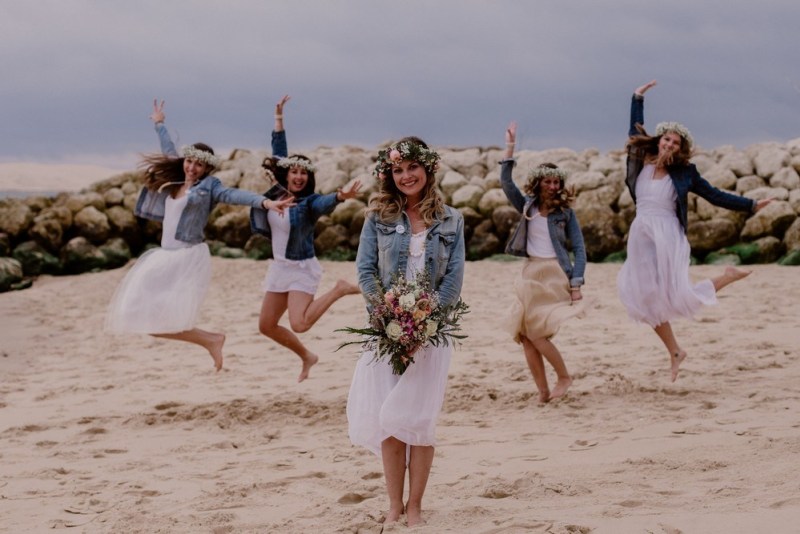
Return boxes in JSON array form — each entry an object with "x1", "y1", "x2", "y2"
[{"x1": 1, "y1": 0, "x2": 798, "y2": 171}]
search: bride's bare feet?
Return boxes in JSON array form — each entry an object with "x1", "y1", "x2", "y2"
[
  {"x1": 298, "y1": 352, "x2": 318, "y2": 382},
  {"x1": 209, "y1": 334, "x2": 225, "y2": 371},
  {"x1": 405, "y1": 504, "x2": 425, "y2": 527},
  {"x1": 671, "y1": 350, "x2": 687, "y2": 382},
  {"x1": 384, "y1": 506, "x2": 403, "y2": 524},
  {"x1": 549, "y1": 376, "x2": 573, "y2": 400},
  {"x1": 335, "y1": 279, "x2": 360, "y2": 297}
]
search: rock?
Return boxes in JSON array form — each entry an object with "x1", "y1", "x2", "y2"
[
  {"x1": 587, "y1": 155, "x2": 619, "y2": 175},
  {"x1": 61, "y1": 237, "x2": 107, "y2": 274},
  {"x1": 740, "y1": 201, "x2": 796, "y2": 240},
  {"x1": 244, "y1": 234, "x2": 272, "y2": 260},
  {"x1": 477, "y1": 188, "x2": 509, "y2": 216},
  {"x1": 98, "y1": 237, "x2": 132, "y2": 268},
  {"x1": 440, "y1": 170, "x2": 469, "y2": 198},
  {"x1": 314, "y1": 224, "x2": 349, "y2": 255},
  {"x1": 11, "y1": 240, "x2": 61, "y2": 275},
  {"x1": 467, "y1": 219, "x2": 501, "y2": 260},
  {"x1": 782, "y1": 218, "x2": 800, "y2": 251},
  {"x1": 215, "y1": 168, "x2": 243, "y2": 189},
  {"x1": 703, "y1": 251, "x2": 741, "y2": 265},
  {"x1": 768, "y1": 166, "x2": 800, "y2": 190},
  {"x1": 0, "y1": 257, "x2": 24, "y2": 292},
  {"x1": 703, "y1": 165, "x2": 737, "y2": 190},
  {"x1": 694, "y1": 197, "x2": 748, "y2": 227},
  {"x1": 213, "y1": 246, "x2": 246, "y2": 259},
  {"x1": 691, "y1": 153, "x2": 716, "y2": 175},
  {"x1": 331, "y1": 199, "x2": 366, "y2": 226},
  {"x1": 778, "y1": 249, "x2": 800, "y2": 265},
  {"x1": 491, "y1": 205, "x2": 521, "y2": 243},
  {"x1": 573, "y1": 205, "x2": 622, "y2": 260},
  {"x1": 482, "y1": 168, "x2": 501, "y2": 190},
  {"x1": 744, "y1": 186, "x2": 789, "y2": 202},
  {"x1": 790, "y1": 189, "x2": 800, "y2": 214},
  {"x1": 574, "y1": 184, "x2": 624, "y2": 211},
  {"x1": 103, "y1": 187, "x2": 125, "y2": 206},
  {"x1": 735, "y1": 175, "x2": 766, "y2": 195},
  {"x1": 0, "y1": 233, "x2": 9, "y2": 256},
  {"x1": 718, "y1": 151, "x2": 754, "y2": 177},
  {"x1": 62, "y1": 192, "x2": 105, "y2": 214},
  {"x1": 687, "y1": 218, "x2": 740, "y2": 254},
  {"x1": 450, "y1": 184, "x2": 484, "y2": 210},
  {"x1": 753, "y1": 147, "x2": 790, "y2": 178},
  {"x1": 441, "y1": 147, "x2": 485, "y2": 177},
  {"x1": 458, "y1": 206, "x2": 483, "y2": 242},
  {"x1": 566, "y1": 171, "x2": 607, "y2": 194},
  {"x1": 0, "y1": 199, "x2": 34, "y2": 239},
  {"x1": 792, "y1": 154, "x2": 800, "y2": 174},
  {"x1": 751, "y1": 236, "x2": 784, "y2": 263},
  {"x1": 73, "y1": 206, "x2": 111, "y2": 244},
  {"x1": 28, "y1": 215, "x2": 65, "y2": 252},
  {"x1": 106, "y1": 205, "x2": 141, "y2": 249},
  {"x1": 237, "y1": 168, "x2": 270, "y2": 194},
  {"x1": 602, "y1": 250, "x2": 627, "y2": 263},
  {"x1": 208, "y1": 208, "x2": 251, "y2": 248}
]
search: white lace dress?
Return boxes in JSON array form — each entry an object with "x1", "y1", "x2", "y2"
[
  {"x1": 105, "y1": 194, "x2": 211, "y2": 334},
  {"x1": 347, "y1": 230, "x2": 452, "y2": 457},
  {"x1": 617, "y1": 164, "x2": 716, "y2": 327}
]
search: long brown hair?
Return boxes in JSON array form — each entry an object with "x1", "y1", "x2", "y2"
[
  {"x1": 139, "y1": 142, "x2": 216, "y2": 194},
  {"x1": 627, "y1": 124, "x2": 692, "y2": 168},
  {"x1": 524, "y1": 163, "x2": 575, "y2": 210},
  {"x1": 368, "y1": 136, "x2": 445, "y2": 226},
  {"x1": 261, "y1": 154, "x2": 317, "y2": 198}
]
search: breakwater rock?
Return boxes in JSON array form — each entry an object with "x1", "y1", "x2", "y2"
[{"x1": 2, "y1": 139, "x2": 799, "y2": 292}]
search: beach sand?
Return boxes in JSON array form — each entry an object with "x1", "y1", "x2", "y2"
[{"x1": 1, "y1": 259, "x2": 798, "y2": 533}]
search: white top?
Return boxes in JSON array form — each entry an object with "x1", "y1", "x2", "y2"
[
  {"x1": 635, "y1": 164, "x2": 678, "y2": 218},
  {"x1": 268, "y1": 209, "x2": 291, "y2": 261},
  {"x1": 161, "y1": 194, "x2": 192, "y2": 249},
  {"x1": 406, "y1": 230, "x2": 428, "y2": 279},
  {"x1": 526, "y1": 212, "x2": 557, "y2": 258}
]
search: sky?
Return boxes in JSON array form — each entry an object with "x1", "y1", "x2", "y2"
[{"x1": 1, "y1": 0, "x2": 798, "y2": 173}]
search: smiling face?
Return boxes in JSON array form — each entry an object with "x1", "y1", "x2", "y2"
[
  {"x1": 286, "y1": 166, "x2": 309, "y2": 194},
  {"x1": 538, "y1": 175, "x2": 562, "y2": 202},
  {"x1": 391, "y1": 159, "x2": 428, "y2": 205},
  {"x1": 658, "y1": 131, "x2": 683, "y2": 160},
  {"x1": 183, "y1": 157, "x2": 209, "y2": 183}
]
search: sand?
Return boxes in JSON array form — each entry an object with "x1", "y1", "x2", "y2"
[{"x1": 1, "y1": 259, "x2": 798, "y2": 533}]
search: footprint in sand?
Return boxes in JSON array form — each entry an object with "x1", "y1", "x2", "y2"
[
  {"x1": 338, "y1": 492, "x2": 375, "y2": 504},
  {"x1": 361, "y1": 472, "x2": 382, "y2": 480},
  {"x1": 568, "y1": 439, "x2": 598, "y2": 451}
]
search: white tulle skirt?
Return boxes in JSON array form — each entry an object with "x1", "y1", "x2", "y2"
[
  {"x1": 261, "y1": 257, "x2": 322, "y2": 295},
  {"x1": 347, "y1": 344, "x2": 451, "y2": 458},
  {"x1": 618, "y1": 213, "x2": 716, "y2": 327},
  {"x1": 105, "y1": 243, "x2": 211, "y2": 334}
]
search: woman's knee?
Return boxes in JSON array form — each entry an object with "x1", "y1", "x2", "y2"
[{"x1": 288, "y1": 318, "x2": 311, "y2": 333}]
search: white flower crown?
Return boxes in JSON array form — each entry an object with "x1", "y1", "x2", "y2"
[
  {"x1": 527, "y1": 166, "x2": 568, "y2": 181},
  {"x1": 181, "y1": 145, "x2": 220, "y2": 167},
  {"x1": 655, "y1": 122, "x2": 694, "y2": 148},
  {"x1": 277, "y1": 156, "x2": 316, "y2": 173}
]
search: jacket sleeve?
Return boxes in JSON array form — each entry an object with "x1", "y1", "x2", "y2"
[
  {"x1": 688, "y1": 166, "x2": 756, "y2": 213},
  {"x1": 209, "y1": 178, "x2": 267, "y2": 208},
  {"x1": 309, "y1": 192, "x2": 342, "y2": 219},
  {"x1": 155, "y1": 123, "x2": 179, "y2": 157},
  {"x1": 435, "y1": 211, "x2": 466, "y2": 308},
  {"x1": 356, "y1": 213, "x2": 381, "y2": 305},
  {"x1": 630, "y1": 94, "x2": 644, "y2": 137},
  {"x1": 566, "y1": 209, "x2": 587, "y2": 287},
  {"x1": 500, "y1": 159, "x2": 526, "y2": 212},
  {"x1": 272, "y1": 130, "x2": 288, "y2": 158}
]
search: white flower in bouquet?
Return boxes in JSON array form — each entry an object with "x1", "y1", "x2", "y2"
[
  {"x1": 425, "y1": 320, "x2": 439, "y2": 337},
  {"x1": 385, "y1": 321, "x2": 403, "y2": 340},
  {"x1": 399, "y1": 293, "x2": 416, "y2": 311}
]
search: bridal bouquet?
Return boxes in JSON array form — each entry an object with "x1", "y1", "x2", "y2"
[{"x1": 338, "y1": 271, "x2": 469, "y2": 375}]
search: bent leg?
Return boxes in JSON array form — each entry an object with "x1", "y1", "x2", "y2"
[
  {"x1": 712, "y1": 267, "x2": 751, "y2": 292},
  {"x1": 521, "y1": 335, "x2": 550, "y2": 403},
  {"x1": 259, "y1": 291, "x2": 317, "y2": 382},
  {"x1": 286, "y1": 280, "x2": 359, "y2": 333},
  {"x1": 653, "y1": 321, "x2": 686, "y2": 382},
  {"x1": 530, "y1": 336, "x2": 572, "y2": 400},
  {"x1": 406, "y1": 445, "x2": 434, "y2": 527},
  {"x1": 381, "y1": 437, "x2": 407, "y2": 524},
  {"x1": 152, "y1": 328, "x2": 225, "y2": 371}
]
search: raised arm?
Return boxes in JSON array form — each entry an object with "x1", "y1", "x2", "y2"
[
  {"x1": 271, "y1": 94, "x2": 290, "y2": 158},
  {"x1": 499, "y1": 121, "x2": 525, "y2": 212},
  {"x1": 150, "y1": 98, "x2": 178, "y2": 157},
  {"x1": 630, "y1": 80, "x2": 656, "y2": 137}
]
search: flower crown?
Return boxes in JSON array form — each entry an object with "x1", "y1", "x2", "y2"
[
  {"x1": 374, "y1": 141, "x2": 441, "y2": 179},
  {"x1": 527, "y1": 166, "x2": 568, "y2": 182},
  {"x1": 181, "y1": 145, "x2": 220, "y2": 167},
  {"x1": 655, "y1": 121, "x2": 694, "y2": 149},
  {"x1": 277, "y1": 156, "x2": 316, "y2": 173}
]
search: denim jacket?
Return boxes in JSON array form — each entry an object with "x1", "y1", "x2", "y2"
[
  {"x1": 134, "y1": 123, "x2": 267, "y2": 245},
  {"x1": 500, "y1": 159, "x2": 587, "y2": 287},
  {"x1": 356, "y1": 206, "x2": 465, "y2": 308},
  {"x1": 248, "y1": 129, "x2": 342, "y2": 260},
  {"x1": 627, "y1": 94, "x2": 755, "y2": 233}
]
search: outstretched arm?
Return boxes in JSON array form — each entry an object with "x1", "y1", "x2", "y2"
[
  {"x1": 271, "y1": 94, "x2": 290, "y2": 158},
  {"x1": 150, "y1": 98, "x2": 177, "y2": 157}
]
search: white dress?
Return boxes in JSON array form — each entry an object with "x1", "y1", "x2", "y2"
[
  {"x1": 347, "y1": 231, "x2": 452, "y2": 457},
  {"x1": 261, "y1": 208, "x2": 323, "y2": 295},
  {"x1": 617, "y1": 165, "x2": 716, "y2": 327},
  {"x1": 105, "y1": 194, "x2": 211, "y2": 334}
]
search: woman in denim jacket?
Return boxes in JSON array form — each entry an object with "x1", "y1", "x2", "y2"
[
  {"x1": 250, "y1": 95, "x2": 362, "y2": 382},
  {"x1": 618, "y1": 80, "x2": 773, "y2": 381},
  {"x1": 347, "y1": 137, "x2": 465, "y2": 527},
  {"x1": 106, "y1": 99, "x2": 278, "y2": 371},
  {"x1": 500, "y1": 122, "x2": 587, "y2": 403}
]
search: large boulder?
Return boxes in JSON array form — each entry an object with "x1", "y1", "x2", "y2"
[
  {"x1": 0, "y1": 199, "x2": 34, "y2": 239},
  {"x1": 61, "y1": 237, "x2": 107, "y2": 274},
  {"x1": 11, "y1": 240, "x2": 61, "y2": 275},
  {"x1": 753, "y1": 147, "x2": 790, "y2": 179},
  {"x1": 467, "y1": 219, "x2": 501, "y2": 260},
  {"x1": 62, "y1": 192, "x2": 105, "y2": 214},
  {"x1": 314, "y1": 224, "x2": 349, "y2": 255},
  {"x1": 566, "y1": 171, "x2": 607, "y2": 194},
  {"x1": 440, "y1": 148, "x2": 485, "y2": 177},
  {"x1": 703, "y1": 165, "x2": 737, "y2": 191},
  {"x1": 98, "y1": 237, "x2": 132, "y2": 269},
  {"x1": 740, "y1": 201, "x2": 797, "y2": 240},
  {"x1": 477, "y1": 188, "x2": 509, "y2": 216},
  {"x1": 735, "y1": 175, "x2": 766, "y2": 195},
  {"x1": 29, "y1": 214, "x2": 65, "y2": 252},
  {"x1": 440, "y1": 170, "x2": 469, "y2": 198},
  {"x1": 744, "y1": 186, "x2": 789, "y2": 202},
  {"x1": 331, "y1": 198, "x2": 366, "y2": 227},
  {"x1": 73, "y1": 206, "x2": 111, "y2": 244},
  {"x1": 687, "y1": 218, "x2": 740, "y2": 254},
  {"x1": 781, "y1": 217, "x2": 800, "y2": 251},
  {"x1": 244, "y1": 234, "x2": 272, "y2": 260},
  {"x1": 103, "y1": 187, "x2": 125, "y2": 206},
  {"x1": 106, "y1": 205, "x2": 141, "y2": 247},
  {"x1": 719, "y1": 151, "x2": 754, "y2": 177},
  {"x1": 450, "y1": 184, "x2": 484, "y2": 210},
  {"x1": 208, "y1": 207, "x2": 251, "y2": 248},
  {"x1": 768, "y1": 167, "x2": 800, "y2": 190},
  {"x1": 0, "y1": 233, "x2": 9, "y2": 256},
  {"x1": 0, "y1": 257, "x2": 24, "y2": 292},
  {"x1": 789, "y1": 189, "x2": 800, "y2": 214},
  {"x1": 491, "y1": 205, "x2": 521, "y2": 243},
  {"x1": 573, "y1": 205, "x2": 622, "y2": 260}
]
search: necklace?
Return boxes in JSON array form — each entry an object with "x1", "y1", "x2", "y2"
[{"x1": 409, "y1": 232, "x2": 426, "y2": 258}]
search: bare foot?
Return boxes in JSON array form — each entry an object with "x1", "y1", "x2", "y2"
[
  {"x1": 671, "y1": 350, "x2": 687, "y2": 382},
  {"x1": 209, "y1": 334, "x2": 225, "y2": 371},
  {"x1": 406, "y1": 505, "x2": 424, "y2": 527},
  {"x1": 384, "y1": 506, "x2": 403, "y2": 524},
  {"x1": 298, "y1": 352, "x2": 319, "y2": 382},
  {"x1": 550, "y1": 376, "x2": 573, "y2": 400},
  {"x1": 713, "y1": 267, "x2": 752, "y2": 292},
  {"x1": 335, "y1": 279, "x2": 360, "y2": 297},
  {"x1": 537, "y1": 389, "x2": 551, "y2": 404}
]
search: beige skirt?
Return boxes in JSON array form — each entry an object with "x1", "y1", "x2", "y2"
[{"x1": 507, "y1": 258, "x2": 586, "y2": 343}]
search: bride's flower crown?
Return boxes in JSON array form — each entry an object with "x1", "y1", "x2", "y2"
[
  {"x1": 655, "y1": 121, "x2": 694, "y2": 148},
  {"x1": 277, "y1": 156, "x2": 316, "y2": 173},
  {"x1": 181, "y1": 145, "x2": 220, "y2": 167},
  {"x1": 374, "y1": 141, "x2": 441, "y2": 179}
]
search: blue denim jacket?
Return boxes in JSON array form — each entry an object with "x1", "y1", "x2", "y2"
[
  {"x1": 248, "y1": 129, "x2": 341, "y2": 260},
  {"x1": 500, "y1": 159, "x2": 587, "y2": 287},
  {"x1": 356, "y1": 206, "x2": 465, "y2": 308},
  {"x1": 627, "y1": 94, "x2": 755, "y2": 233},
  {"x1": 134, "y1": 123, "x2": 267, "y2": 244}
]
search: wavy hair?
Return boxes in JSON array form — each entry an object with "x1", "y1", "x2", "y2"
[
  {"x1": 139, "y1": 142, "x2": 216, "y2": 194},
  {"x1": 627, "y1": 123, "x2": 692, "y2": 168},
  {"x1": 262, "y1": 154, "x2": 316, "y2": 198},
  {"x1": 524, "y1": 163, "x2": 575, "y2": 211}
]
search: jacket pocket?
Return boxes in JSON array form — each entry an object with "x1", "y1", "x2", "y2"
[{"x1": 376, "y1": 222, "x2": 398, "y2": 251}]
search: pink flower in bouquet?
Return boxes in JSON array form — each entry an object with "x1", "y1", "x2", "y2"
[
  {"x1": 412, "y1": 308, "x2": 428, "y2": 322},
  {"x1": 389, "y1": 149, "x2": 401, "y2": 162},
  {"x1": 384, "y1": 291, "x2": 395, "y2": 304}
]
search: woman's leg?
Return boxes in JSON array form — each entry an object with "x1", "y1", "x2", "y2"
[
  {"x1": 406, "y1": 445, "x2": 435, "y2": 527},
  {"x1": 285, "y1": 281, "x2": 359, "y2": 333},
  {"x1": 653, "y1": 321, "x2": 686, "y2": 382},
  {"x1": 381, "y1": 437, "x2": 407, "y2": 524},
  {"x1": 520, "y1": 335, "x2": 550, "y2": 403},
  {"x1": 258, "y1": 291, "x2": 317, "y2": 382},
  {"x1": 530, "y1": 336, "x2": 572, "y2": 399},
  {"x1": 711, "y1": 267, "x2": 751, "y2": 292},
  {"x1": 152, "y1": 328, "x2": 225, "y2": 371}
]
